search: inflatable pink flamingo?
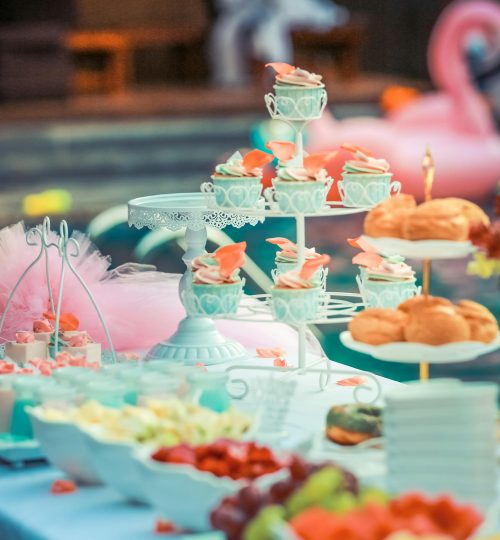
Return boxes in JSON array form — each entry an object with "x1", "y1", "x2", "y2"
[{"x1": 309, "y1": 0, "x2": 500, "y2": 200}]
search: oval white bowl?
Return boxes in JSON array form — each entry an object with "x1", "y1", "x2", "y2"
[
  {"x1": 133, "y1": 446, "x2": 287, "y2": 532},
  {"x1": 28, "y1": 407, "x2": 101, "y2": 485},
  {"x1": 80, "y1": 426, "x2": 149, "y2": 504}
]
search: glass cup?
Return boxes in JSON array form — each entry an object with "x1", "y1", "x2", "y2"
[{"x1": 186, "y1": 371, "x2": 231, "y2": 413}]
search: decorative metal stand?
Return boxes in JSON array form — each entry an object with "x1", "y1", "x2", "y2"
[
  {"x1": 128, "y1": 193, "x2": 262, "y2": 365},
  {"x1": 0, "y1": 217, "x2": 116, "y2": 362}
]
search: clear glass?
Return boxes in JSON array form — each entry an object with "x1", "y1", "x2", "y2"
[
  {"x1": 11, "y1": 376, "x2": 45, "y2": 439},
  {"x1": 38, "y1": 383, "x2": 77, "y2": 411},
  {"x1": 145, "y1": 361, "x2": 192, "y2": 398},
  {"x1": 0, "y1": 375, "x2": 17, "y2": 433},
  {"x1": 83, "y1": 379, "x2": 127, "y2": 408},
  {"x1": 52, "y1": 367, "x2": 89, "y2": 385},
  {"x1": 186, "y1": 371, "x2": 231, "y2": 413},
  {"x1": 136, "y1": 373, "x2": 179, "y2": 406}
]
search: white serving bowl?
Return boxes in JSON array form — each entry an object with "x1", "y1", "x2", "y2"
[
  {"x1": 81, "y1": 426, "x2": 149, "y2": 504},
  {"x1": 133, "y1": 446, "x2": 287, "y2": 532},
  {"x1": 28, "y1": 407, "x2": 101, "y2": 485}
]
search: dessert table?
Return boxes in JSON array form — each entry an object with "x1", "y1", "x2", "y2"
[{"x1": 0, "y1": 354, "x2": 401, "y2": 540}]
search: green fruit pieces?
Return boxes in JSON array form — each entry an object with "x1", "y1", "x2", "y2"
[
  {"x1": 243, "y1": 506, "x2": 286, "y2": 540},
  {"x1": 359, "y1": 487, "x2": 389, "y2": 505},
  {"x1": 320, "y1": 491, "x2": 358, "y2": 514}
]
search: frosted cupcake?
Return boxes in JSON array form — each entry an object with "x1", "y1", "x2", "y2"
[
  {"x1": 349, "y1": 237, "x2": 419, "y2": 309},
  {"x1": 272, "y1": 153, "x2": 333, "y2": 213},
  {"x1": 265, "y1": 62, "x2": 326, "y2": 119},
  {"x1": 188, "y1": 242, "x2": 246, "y2": 316},
  {"x1": 271, "y1": 255, "x2": 330, "y2": 323},
  {"x1": 266, "y1": 236, "x2": 325, "y2": 287},
  {"x1": 338, "y1": 143, "x2": 400, "y2": 207},
  {"x1": 209, "y1": 149, "x2": 273, "y2": 208}
]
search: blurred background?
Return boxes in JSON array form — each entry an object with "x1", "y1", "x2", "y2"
[{"x1": 0, "y1": 0, "x2": 499, "y2": 382}]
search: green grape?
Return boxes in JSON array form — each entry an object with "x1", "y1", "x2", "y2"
[
  {"x1": 359, "y1": 487, "x2": 389, "y2": 505},
  {"x1": 243, "y1": 506, "x2": 286, "y2": 540},
  {"x1": 320, "y1": 492, "x2": 358, "y2": 514},
  {"x1": 286, "y1": 467, "x2": 344, "y2": 517}
]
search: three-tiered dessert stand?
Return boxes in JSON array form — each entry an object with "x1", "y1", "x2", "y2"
[{"x1": 129, "y1": 82, "x2": 386, "y2": 402}]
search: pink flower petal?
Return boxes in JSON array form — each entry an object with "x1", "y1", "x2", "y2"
[{"x1": 336, "y1": 376, "x2": 367, "y2": 387}]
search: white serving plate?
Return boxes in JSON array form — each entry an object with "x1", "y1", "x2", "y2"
[
  {"x1": 80, "y1": 426, "x2": 149, "y2": 504},
  {"x1": 340, "y1": 331, "x2": 500, "y2": 364},
  {"x1": 362, "y1": 235, "x2": 476, "y2": 260},
  {"x1": 133, "y1": 446, "x2": 288, "y2": 532},
  {"x1": 28, "y1": 408, "x2": 101, "y2": 485}
]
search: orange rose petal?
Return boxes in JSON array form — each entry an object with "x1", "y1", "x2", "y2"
[
  {"x1": 303, "y1": 151, "x2": 337, "y2": 172},
  {"x1": 265, "y1": 140, "x2": 296, "y2": 162},
  {"x1": 352, "y1": 252, "x2": 383, "y2": 267},
  {"x1": 266, "y1": 237, "x2": 293, "y2": 247},
  {"x1": 347, "y1": 236, "x2": 378, "y2": 253},
  {"x1": 340, "y1": 143, "x2": 374, "y2": 157},
  {"x1": 265, "y1": 62, "x2": 296, "y2": 75},
  {"x1": 256, "y1": 347, "x2": 286, "y2": 358},
  {"x1": 43, "y1": 311, "x2": 79, "y2": 331},
  {"x1": 242, "y1": 149, "x2": 274, "y2": 172},
  {"x1": 51, "y1": 479, "x2": 76, "y2": 494},
  {"x1": 336, "y1": 376, "x2": 367, "y2": 387},
  {"x1": 214, "y1": 242, "x2": 246, "y2": 278},
  {"x1": 299, "y1": 254, "x2": 330, "y2": 280},
  {"x1": 273, "y1": 357, "x2": 287, "y2": 367},
  {"x1": 154, "y1": 519, "x2": 177, "y2": 534}
]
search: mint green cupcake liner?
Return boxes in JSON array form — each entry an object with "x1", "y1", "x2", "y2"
[
  {"x1": 271, "y1": 287, "x2": 321, "y2": 323},
  {"x1": 211, "y1": 176, "x2": 262, "y2": 208},
  {"x1": 272, "y1": 178, "x2": 331, "y2": 213},
  {"x1": 357, "y1": 275, "x2": 420, "y2": 309},
  {"x1": 338, "y1": 173, "x2": 400, "y2": 207},
  {"x1": 273, "y1": 84, "x2": 326, "y2": 120},
  {"x1": 186, "y1": 281, "x2": 244, "y2": 316}
]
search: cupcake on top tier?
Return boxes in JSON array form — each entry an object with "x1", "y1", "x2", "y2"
[
  {"x1": 338, "y1": 143, "x2": 400, "y2": 207},
  {"x1": 349, "y1": 236, "x2": 419, "y2": 309},
  {"x1": 265, "y1": 62, "x2": 326, "y2": 119},
  {"x1": 271, "y1": 152, "x2": 334, "y2": 213},
  {"x1": 271, "y1": 254, "x2": 330, "y2": 323},
  {"x1": 188, "y1": 242, "x2": 246, "y2": 316},
  {"x1": 208, "y1": 149, "x2": 273, "y2": 208}
]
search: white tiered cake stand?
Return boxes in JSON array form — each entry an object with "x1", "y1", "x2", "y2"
[{"x1": 128, "y1": 193, "x2": 263, "y2": 364}]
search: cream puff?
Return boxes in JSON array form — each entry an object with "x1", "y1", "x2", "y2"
[
  {"x1": 363, "y1": 194, "x2": 417, "y2": 238},
  {"x1": 404, "y1": 305, "x2": 470, "y2": 345},
  {"x1": 456, "y1": 300, "x2": 498, "y2": 343},
  {"x1": 349, "y1": 308, "x2": 407, "y2": 345},
  {"x1": 398, "y1": 295, "x2": 454, "y2": 315}
]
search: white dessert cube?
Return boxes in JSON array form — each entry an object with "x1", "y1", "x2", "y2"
[
  {"x1": 5, "y1": 340, "x2": 48, "y2": 365},
  {"x1": 61, "y1": 343, "x2": 101, "y2": 364},
  {"x1": 34, "y1": 332, "x2": 53, "y2": 344}
]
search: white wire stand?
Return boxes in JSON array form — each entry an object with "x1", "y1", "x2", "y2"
[
  {"x1": 0, "y1": 217, "x2": 117, "y2": 362},
  {"x1": 127, "y1": 193, "x2": 263, "y2": 365}
]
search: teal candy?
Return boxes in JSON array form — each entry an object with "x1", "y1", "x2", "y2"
[
  {"x1": 273, "y1": 179, "x2": 328, "y2": 213},
  {"x1": 190, "y1": 281, "x2": 243, "y2": 316},
  {"x1": 212, "y1": 177, "x2": 262, "y2": 208},
  {"x1": 274, "y1": 85, "x2": 325, "y2": 119},
  {"x1": 199, "y1": 388, "x2": 231, "y2": 413},
  {"x1": 338, "y1": 173, "x2": 394, "y2": 207},
  {"x1": 360, "y1": 278, "x2": 419, "y2": 309},
  {"x1": 271, "y1": 287, "x2": 321, "y2": 323}
]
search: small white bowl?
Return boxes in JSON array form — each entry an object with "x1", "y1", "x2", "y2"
[
  {"x1": 81, "y1": 426, "x2": 149, "y2": 504},
  {"x1": 133, "y1": 446, "x2": 287, "y2": 531},
  {"x1": 28, "y1": 407, "x2": 101, "y2": 485}
]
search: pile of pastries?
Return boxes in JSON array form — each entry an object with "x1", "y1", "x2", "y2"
[
  {"x1": 349, "y1": 295, "x2": 498, "y2": 345},
  {"x1": 364, "y1": 194, "x2": 490, "y2": 241}
]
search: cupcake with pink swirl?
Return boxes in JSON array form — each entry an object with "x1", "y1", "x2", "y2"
[
  {"x1": 188, "y1": 242, "x2": 246, "y2": 316},
  {"x1": 271, "y1": 254, "x2": 330, "y2": 323},
  {"x1": 207, "y1": 149, "x2": 273, "y2": 208},
  {"x1": 265, "y1": 62, "x2": 326, "y2": 119},
  {"x1": 271, "y1": 152, "x2": 334, "y2": 213},
  {"x1": 348, "y1": 236, "x2": 419, "y2": 309},
  {"x1": 338, "y1": 143, "x2": 401, "y2": 207}
]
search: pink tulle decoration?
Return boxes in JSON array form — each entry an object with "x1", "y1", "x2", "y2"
[{"x1": 0, "y1": 222, "x2": 181, "y2": 351}]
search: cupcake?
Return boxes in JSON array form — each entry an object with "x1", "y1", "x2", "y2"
[
  {"x1": 338, "y1": 143, "x2": 400, "y2": 207},
  {"x1": 272, "y1": 153, "x2": 333, "y2": 213},
  {"x1": 209, "y1": 149, "x2": 273, "y2": 208},
  {"x1": 187, "y1": 242, "x2": 246, "y2": 316},
  {"x1": 265, "y1": 62, "x2": 326, "y2": 119},
  {"x1": 266, "y1": 237, "x2": 325, "y2": 286},
  {"x1": 271, "y1": 254, "x2": 330, "y2": 324},
  {"x1": 349, "y1": 237, "x2": 419, "y2": 309}
]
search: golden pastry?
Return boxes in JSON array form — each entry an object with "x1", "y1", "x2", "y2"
[
  {"x1": 398, "y1": 295, "x2": 454, "y2": 314},
  {"x1": 404, "y1": 305, "x2": 470, "y2": 345},
  {"x1": 363, "y1": 194, "x2": 417, "y2": 238},
  {"x1": 456, "y1": 300, "x2": 498, "y2": 343},
  {"x1": 349, "y1": 308, "x2": 407, "y2": 345},
  {"x1": 440, "y1": 198, "x2": 490, "y2": 227},
  {"x1": 402, "y1": 199, "x2": 469, "y2": 241}
]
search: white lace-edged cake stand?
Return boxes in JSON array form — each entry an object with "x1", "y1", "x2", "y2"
[{"x1": 128, "y1": 193, "x2": 263, "y2": 365}]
